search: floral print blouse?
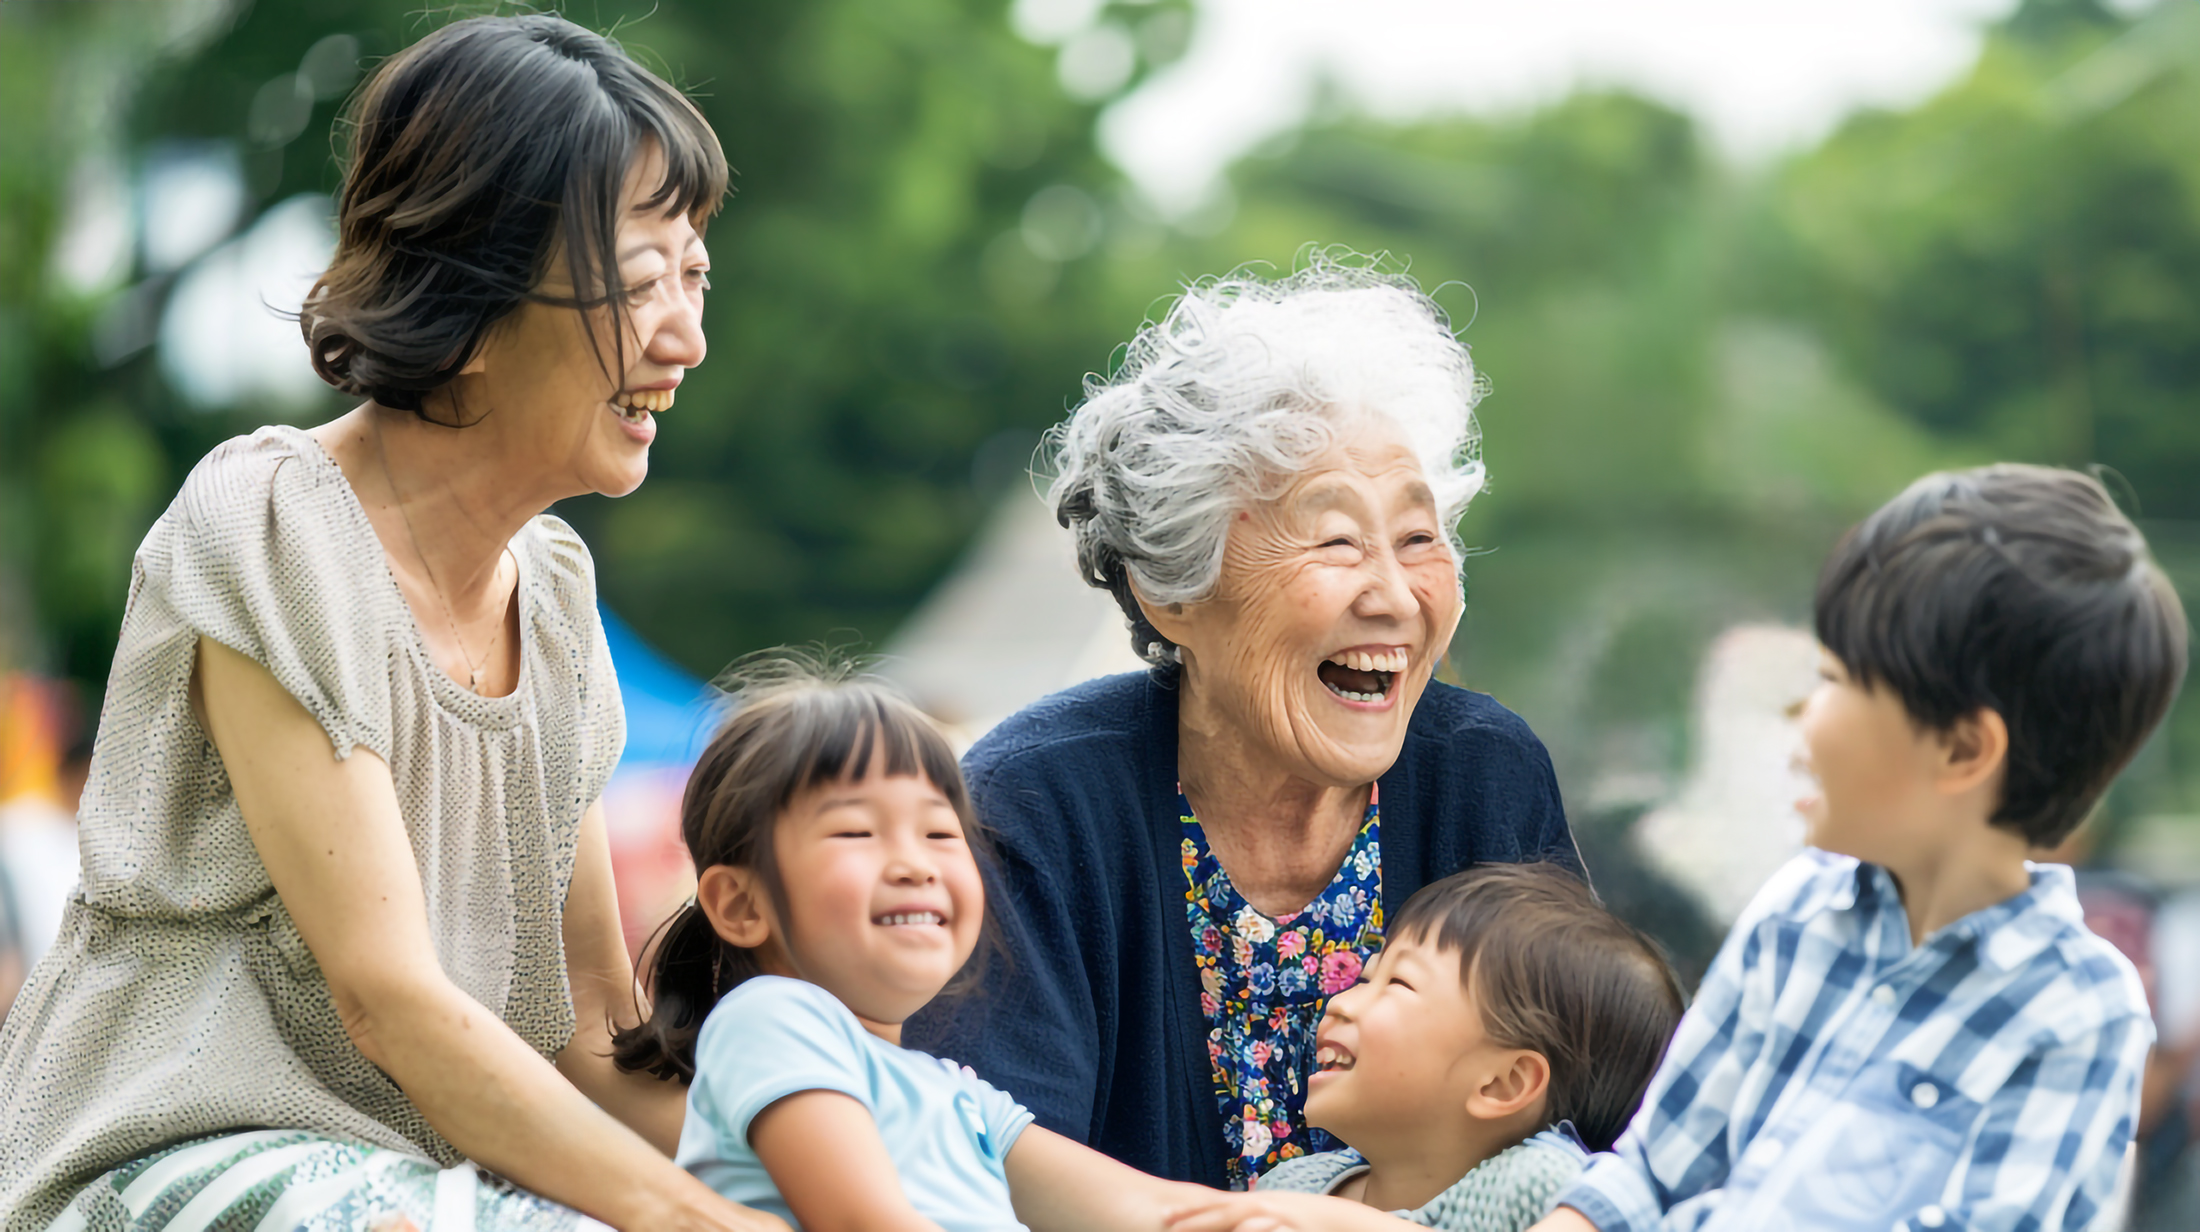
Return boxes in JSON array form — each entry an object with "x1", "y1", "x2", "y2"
[{"x1": 1179, "y1": 789, "x2": 1384, "y2": 1189}]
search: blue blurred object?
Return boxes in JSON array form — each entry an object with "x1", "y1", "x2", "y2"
[{"x1": 599, "y1": 604, "x2": 717, "y2": 771}]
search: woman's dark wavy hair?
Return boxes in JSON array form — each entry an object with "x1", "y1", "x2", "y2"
[
  {"x1": 301, "y1": 13, "x2": 727, "y2": 416},
  {"x1": 611, "y1": 651, "x2": 1000, "y2": 1082}
]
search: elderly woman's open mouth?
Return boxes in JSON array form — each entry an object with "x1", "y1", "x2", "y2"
[{"x1": 1319, "y1": 646, "x2": 1410, "y2": 705}]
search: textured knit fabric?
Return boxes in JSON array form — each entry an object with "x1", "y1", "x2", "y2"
[
  {"x1": 1257, "y1": 1128, "x2": 1588, "y2": 1232},
  {"x1": 1559, "y1": 850, "x2": 2152, "y2": 1232},
  {"x1": 43, "y1": 1130, "x2": 610, "y2": 1232},
  {"x1": 1181, "y1": 792, "x2": 1385, "y2": 1186},
  {"x1": 0, "y1": 427, "x2": 624, "y2": 1229},
  {"x1": 679, "y1": 977, "x2": 1033, "y2": 1232},
  {"x1": 902, "y1": 669, "x2": 1579, "y2": 1189}
]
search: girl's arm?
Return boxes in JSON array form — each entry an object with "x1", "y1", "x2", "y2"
[
  {"x1": 198, "y1": 638, "x2": 776, "y2": 1232},
  {"x1": 1165, "y1": 1190, "x2": 1435, "y2": 1232},
  {"x1": 749, "y1": 1091, "x2": 947, "y2": 1232},
  {"x1": 555, "y1": 799, "x2": 688, "y2": 1154},
  {"x1": 1006, "y1": 1125, "x2": 1220, "y2": 1232}
]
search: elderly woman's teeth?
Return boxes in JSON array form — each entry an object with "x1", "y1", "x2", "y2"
[
  {"x1": 1329, "y1": 649, "x2": 1407, "y2": 673},
  {"x1": 1318, "y1": 649, "x2": 1407, "y2": 702}
]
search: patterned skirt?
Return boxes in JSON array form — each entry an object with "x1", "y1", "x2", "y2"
[{"x1": 43, "y1": 1131, "x2": 609, "y2": 1232}]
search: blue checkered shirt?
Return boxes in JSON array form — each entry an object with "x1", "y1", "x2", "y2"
[{"x1": 1558, "y1": 850, "x2": 2150, "y2": 1232}]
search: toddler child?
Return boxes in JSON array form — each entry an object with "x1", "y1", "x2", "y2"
[
  {"x1": 1167, "y1": 862, "x2": 1685, "y2": 1232},
  {"x1": 612, "y1": 655, "x2": 1210, "y2": 1232},
  {"x1": 1536, "y1": 464, "x2": 2189, "y2": 1232}
]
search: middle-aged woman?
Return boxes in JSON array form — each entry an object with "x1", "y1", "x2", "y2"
[
  {"x1": 906, "y1": 260, "x2": 1581, "y2": 1191},
  {"x1": 0, "y1": 17, "x2": 779, "y2": 1232}
]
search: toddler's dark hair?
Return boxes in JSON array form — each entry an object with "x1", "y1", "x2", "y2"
[
  {"x1": 1389, "y1": 864, "x2": 1684, "y2": 1153},
  {"x1": 611, "y1": 650, "x2": 992, "y2": 1081},
  {"x1": 1815, "y1": 465, "x2": 2188, "y2": 848}
]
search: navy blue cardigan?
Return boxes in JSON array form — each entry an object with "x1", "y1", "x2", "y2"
[{"x1": 902, "y1": 670, "x2": 1579, "y2": 1188}]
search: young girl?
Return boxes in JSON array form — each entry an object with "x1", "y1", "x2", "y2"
[{"x1": 613, "y1": 654, "x2": 1212, "y2": 1232}]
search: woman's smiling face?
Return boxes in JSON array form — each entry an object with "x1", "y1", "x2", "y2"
[
  {"x1": 1150, "y1": 411, "x2": 1463, "y2": 787},
  {"x1": 445, "y1": 143, "x2": 711, "y2": 499}
]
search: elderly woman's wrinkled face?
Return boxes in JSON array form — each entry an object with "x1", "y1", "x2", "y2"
[{"x1": 1154, "y1": 412, "x2": 1463, "y2": 786}]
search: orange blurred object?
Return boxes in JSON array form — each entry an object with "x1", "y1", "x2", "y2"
[{"x1": 0, "y1": 674, "x2": 68, "y2": 807}]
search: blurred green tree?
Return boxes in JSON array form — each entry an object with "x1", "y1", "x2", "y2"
[
  {"x1": 0, "y1": 3, "x2": 222, "y2": 684},
  {"x1": 6, "y1": 0, "x2": 1182, "y2": 684},
  {"x1": 1776, "y1": 0, "x2": 2200, "y2": 516},
  {"x1": 4, "y1": 0, "x2": 2193, "y2": 843}
]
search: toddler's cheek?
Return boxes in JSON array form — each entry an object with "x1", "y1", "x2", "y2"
[{"x1": 1302, "y1": 1074, "x2": 1348, "y2": 1133}]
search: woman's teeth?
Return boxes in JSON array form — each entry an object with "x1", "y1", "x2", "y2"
[
  {"x1": 1330, "y1": 649, "x2": 1408, "y2": 674},
  {"x1": 875, "y1": 911, "x2": 943, "y2": 927},
  {"x1": 1315, "y1": 1046, "x2": 1354, "y2": 1071},
  {"x1": 612, "y1": 388, "x2": 674, "y2": 422},
  {"x1": 1319, "y1": 649, "x2": 1406, "y2": 702}
]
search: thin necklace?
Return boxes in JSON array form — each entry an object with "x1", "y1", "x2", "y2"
[{"x1": 374, "y1": 419, "x2": 506, "y2": 695}]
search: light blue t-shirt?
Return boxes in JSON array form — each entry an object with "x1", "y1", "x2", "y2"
[{"x1": 678, "y1": 975, "x2": 1035, "y2": 1232}]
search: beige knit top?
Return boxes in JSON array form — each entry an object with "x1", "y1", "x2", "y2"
[{"x1": 0, "y1": 427, "x2": 625, "y2": 1228}]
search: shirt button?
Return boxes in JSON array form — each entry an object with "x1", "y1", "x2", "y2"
[
  {"x1": 1912, "y1": 1083, "x2": 1940, "y2": 1109},
  {"x1": 1872, "y1": 985, "x2": 1898, "y2": 1007},
  {"x1": 1917, "y1": 1204, "x2": 1948, "y2": 1227}
]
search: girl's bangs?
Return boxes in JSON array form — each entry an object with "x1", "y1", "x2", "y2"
[{"x1": 786, "y1": 692, "x2": 964, "y2": 808}]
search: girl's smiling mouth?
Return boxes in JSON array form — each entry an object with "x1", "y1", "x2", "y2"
[{"x1": 871, "y1": 909, "x2": 947, "y2": 928}]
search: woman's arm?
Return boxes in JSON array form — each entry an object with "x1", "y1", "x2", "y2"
[
  {"x1": 556, "y1": 798, "x2": 688, "y2": 1154},
  {"x1": 197, "y1": 638, "x2": 774, "y2": 1232},
  {"x1": 749, "y1": 1091, "x2": 946, "y2": 1232},
  {"x1": 1006, "y1": 1125, "x2": 1217, "y2": 1232}
]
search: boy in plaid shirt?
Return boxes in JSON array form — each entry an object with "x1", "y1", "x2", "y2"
[{"x1": 1536, "y1": 466, "x2": 2187, "y2": 1232}]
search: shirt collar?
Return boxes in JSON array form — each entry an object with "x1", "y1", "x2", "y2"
[
  {"x1": 1840, "y1": 859, "x2": 2081, "y2": 972},
  {"x1": 1972, "y1": 862, "x2": 2084, "y2": 972}
]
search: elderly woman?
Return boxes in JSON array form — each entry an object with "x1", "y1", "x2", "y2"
[
  {"x1": 0, "y1": 17, "x2": 778, "y2": 1232},
  {"x1": 906, "y1": 262, "x2": 1579, "y2": 1190}
]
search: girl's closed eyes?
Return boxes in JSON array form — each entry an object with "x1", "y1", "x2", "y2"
[{"x1": 612, "y1": 651, "x2": 1215, "y2": 1232}]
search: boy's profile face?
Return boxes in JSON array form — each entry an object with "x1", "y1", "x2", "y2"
[
  {"x1": 1304, "y1": 934, "x2": 1532, "y2": 1152},
  {"x1": 1796, "y1": 648, "x2": 1958, "y2": 867}
]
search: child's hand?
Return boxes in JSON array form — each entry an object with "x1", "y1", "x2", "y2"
[{"x1": 1166, "y1": 1190, "x2": 1406, "y2": 1232}]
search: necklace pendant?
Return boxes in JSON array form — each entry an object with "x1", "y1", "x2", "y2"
[{"x1": 469, "y1": 665, "x2": 486, "y2": 694}]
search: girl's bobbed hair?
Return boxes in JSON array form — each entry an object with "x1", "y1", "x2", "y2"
[
  {"x1": 611, "y1": 651, "x2": 994, "y2": 1082},
  {"x1": 301, "y1": 13, "x2": 728, "y2": 416}
]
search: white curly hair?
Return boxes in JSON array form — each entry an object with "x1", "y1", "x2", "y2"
[{"x1": 1045, "y1": 252, "x2": 1487, "y2": 666}]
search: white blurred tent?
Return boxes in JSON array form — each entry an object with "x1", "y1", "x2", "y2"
[
  {"x1": 880, "y1": 492, "x2": 1147, "y2": 740},
  {"x1": 600, "y1": 493, "x2": 1146, "y2": 950},
  {"x1": 1631, "y1": 624, "x2": 1820, "y2": 925}
]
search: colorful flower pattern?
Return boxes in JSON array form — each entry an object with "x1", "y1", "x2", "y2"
[{"x1": 1180, "y1": 790, "x2": 1383, "y2": 1189}]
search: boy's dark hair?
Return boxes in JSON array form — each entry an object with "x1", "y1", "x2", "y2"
[
  {"x1": 1815, "y1": 465, "x2": 2188, "y2": 848},
  {"x1": 1390, "y1": 863, "x2": 1685, "y2": 1154},
  {"x1": 611, "y1": 650, "x2": 996, "y2": 1081}
]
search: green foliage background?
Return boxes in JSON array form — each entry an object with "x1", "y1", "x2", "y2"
[{"x1": 3, "y1": 0, "x2": 2196, "y2": 927}]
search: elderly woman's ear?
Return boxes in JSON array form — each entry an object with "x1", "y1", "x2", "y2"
[{"x1": 1129, "y1": 583, "x2": 1195, "y2": 652}]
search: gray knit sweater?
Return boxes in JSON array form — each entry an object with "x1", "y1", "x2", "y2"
[{"x1": 1252, "y1": 1127, "x2": 1588, "y2": 1232}]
